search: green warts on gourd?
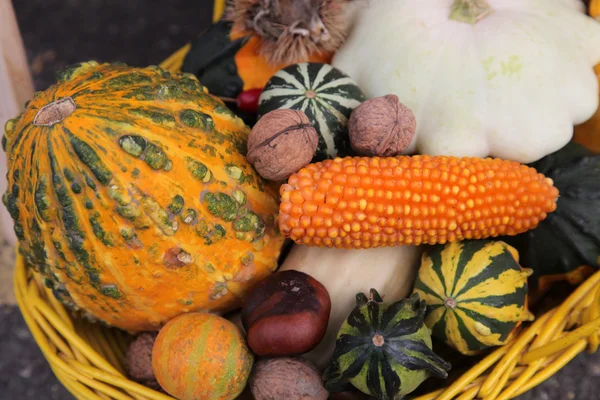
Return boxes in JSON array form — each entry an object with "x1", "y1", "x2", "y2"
[
  {"x1": 118, "y1": 135, "x2": 171, "y2": 171},
  {"x1": 181, "y1": 209, "x2": 197, "y2": 224},
  {"x1": 449, "y1": 0, "x2": 493, "y2": 24},
  {"x1": 56, "y1": 61, "x2": 100, "y2": 83},
  {"x1": 67, "y1": 129, "x2": 113, "y2": 185},
  {"x1": 225, "y1": 165, "x2": 245, "y2": 184},
  {"x1": 186, "y1": 157, "x2": 212, "y2": 182},
  {"x1": 180, "y1": 109, "x2": 215, "y2": 131},
  {"x1": 168, "y1": 195, "x2": 185, "y2": 215},
  {"x1": 204, "y1": 192, "x2": 238, "y2": 222},
  {"x1": 232, "y1": 190, "x2": 246, "y2": 205},
  {"x1": 33, "y1": 97, "x2": 76, "y2": 126},
  {"x1": 100, "y1": 284, "x2": 121, "y2": 299},
  {"x1": 196, "y1": 219, "x2": 226, "y2": 245},
  {"x1": 233, "y1": 209, "x2": 265, "y2": 240}
]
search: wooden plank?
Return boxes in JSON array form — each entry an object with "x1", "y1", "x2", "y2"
[{"x1": 0, "y1": 0, "x2": 35, "y2": 247}]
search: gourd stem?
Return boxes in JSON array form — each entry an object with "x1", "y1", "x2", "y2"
[
  {"x1": 445, "y1": 298, "x2": 457, "y2": 309},
  {"x1": 33, "y1": 97, "x2": 76, "y2": 126},
  {"x1": 449, "y1": 0, "x2": 494, "y2": 24}
]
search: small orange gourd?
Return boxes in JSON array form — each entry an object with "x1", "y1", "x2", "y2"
[{"x1": 152, "y1": 312, "x2": 253, "y2": 400}]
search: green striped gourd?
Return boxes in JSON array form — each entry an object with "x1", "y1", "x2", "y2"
[
  {"x1": 2, "y1": 61, "x2": 284, "y2": 332},
  {"x1": 413, "y1": 240, "x2": 534, "y2": 355},
  {"x1": 258, "y1": 62, "x2": 365, "y2": 161},
  {"x1": 323, "y1": 290, "x2": 451, "y2": 399}
]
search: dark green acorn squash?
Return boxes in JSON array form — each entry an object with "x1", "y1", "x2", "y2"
[
  {"x1": 503, "y1": 142, "x2": 600, "y2": 286},
  {"x1": 323, "y1": 290, "x2": 451, "y2": 400}
]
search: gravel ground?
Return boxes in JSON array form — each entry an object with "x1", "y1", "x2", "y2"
[{"x1": 1, "y1": 0, "x2": 599, "y2": 399}]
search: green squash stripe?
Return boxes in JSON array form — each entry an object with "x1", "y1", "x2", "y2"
[
  {"x1": 430, "y1": 309, "x2": 448, "y2": 343},
  {"x1": 427, "y1": 246, "x2": 448, "y2": 296},
  {"x1": 454, "y1": 249, "x2": 520, "y2": 298},
  {"x1": 413, "y1": 279, "x2": 445, "y2": 302},
  {"x1": 340, "y1": 347, "x2": 373, "y2": 382},
  {"x1": 367, "y1": 301, "x2": 380, "y2": 331},
  {"x1": 366, "y1": 353, "x2": 383, "y2": 398},
  {"x1": 331, "y1": 335, "x2": 371, "y2": 358},
  {"x1": 28, "y1": 219, "x2": 48, "y2": 269},
  {"x1": 392, "y1": 339, "x2": 451, "y2": 378},
  {"x1": 6, "y1": 123, "x2": 34, "y2": 156},
  {"x1": 48, "y1": 137, "x2": 99, "y2": 285},
  {"x1": 184, "y1": 322, "x2": 214, "y2": 399},
  {"x1": 346, "y1": 307, "x2": 372, "y2": 336},
  {"x1": 380, "y1": 352, "x2": 402, "y2": 399},
  {"x1": 217, "y1": 328, "x2": 243, "y2": 398},
  {"x1": 454, "y1": 311, "x2": 487, "y2": 353},
  {"x1": 456, "y1": 307, "x2": 518, "y2": 341},
  {"x1": 89, "y1": 213, "x2": 114, "y2": 247},
  {"x1": 460, "y1": 284, "x2": 528, "y2": 310},
  {"x1": 65, "y1": 128, "x2": 112, "y2": 185},
  {"x1": 451, "y1": 240, "x2": 489, "y2": 295}
]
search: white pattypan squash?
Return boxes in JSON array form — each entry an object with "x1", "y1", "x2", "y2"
[{"x1": 333, "y1": 0, "x2": 600, "y2": 163}]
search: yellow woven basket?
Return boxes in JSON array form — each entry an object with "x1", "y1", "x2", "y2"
[{"x1": 12, "y1": 1, "x2": 600, "y2": 399}]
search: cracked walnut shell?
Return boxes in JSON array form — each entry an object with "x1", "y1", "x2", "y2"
[{"x1": 247, "y1": 109, "x2": 318, "y2": 181}]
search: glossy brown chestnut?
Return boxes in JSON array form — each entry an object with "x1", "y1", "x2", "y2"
[{"x1": 241, "y1": 270, "x2": 331, "y2": 356}]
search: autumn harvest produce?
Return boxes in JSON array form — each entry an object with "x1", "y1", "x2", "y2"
[
  {"x1": 279, "y1": 155, "x2": 559, "y2": 249},
  {"x1": 241, "y1": 270, "x2": 331, "y2": 356},
  {"x1": 247, "y1": 109, "x2": 319, "y2": 181},
  {"x1": 348, "y1": 94, "x2": 417, "y2": 157},
  {"x1": 8, "y1": 1, "x2": 600, "y2": 399},
  {"x1": 182, "y1": 0, "x2": 361, "y2": 106},
  {"x1": 324, "y1": 290, "x2": 451, "y2": 399},
  {"x1": 413, "y1": 240, "x2": 534, "y2": 355},
  {"x1": 2, "y1": 61, "x2": 284, "y2": 332},
  {"x1": 152, "y1": 312, "x2": 253, "y2": 400},
  {"x1": 258, "y1": 62, "x2": 366, "y2": 161},
  {"x1": 333, "y1": 0, "x2": 600, "y2": 163},
  {"x1": 279, "y1": 244, "x2": 422, "y2": 369}
]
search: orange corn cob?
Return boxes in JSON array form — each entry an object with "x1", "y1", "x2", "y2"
[{"x1": 279, "y1": 155, "x2": 559, "y2": 249}]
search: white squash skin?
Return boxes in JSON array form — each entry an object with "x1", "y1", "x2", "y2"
[
  {"x1": 279, "y1": 244, "x2": 422, "y2": 370},
  {"x1": 333, "y1": 0, "x2": 600, "y2": 163}
]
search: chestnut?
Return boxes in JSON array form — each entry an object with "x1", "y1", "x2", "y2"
[{"x1": 242, "y1": 270, "x2": 331, "y2": 356}]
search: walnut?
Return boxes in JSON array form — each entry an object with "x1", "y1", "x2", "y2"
[
  {"x1": 349, "y1": 94, "x2": 417, "y2": 157},
  {"x1": 247, "y1": 109, "x2": 318, "y2": 181},
  {"x1": 250, "y1": 358, "x2": 328, "y2": 400}
]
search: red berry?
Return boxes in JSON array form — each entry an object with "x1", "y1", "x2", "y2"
[{"x1": 236, "y1": 88, "x2": 262, "y2": 114}]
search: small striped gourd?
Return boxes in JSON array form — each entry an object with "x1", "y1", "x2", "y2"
[
  {"x1": 2, "y1": 62, "x2": 284, "y2": 332},
  {"x1": 413, "y1": 240, "x2": 534, "y2": 356},
  {"x1": 323, "y1": 290, "x2": 451, "y2": 400},
  {"x1": 258, "y1": 62, "x2": 365, "y2": 161},
  {"x1": 152, "y1": 312, "x2": 253, "y2": 400}
]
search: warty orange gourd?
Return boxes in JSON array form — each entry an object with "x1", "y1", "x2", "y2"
[{"x1": 2, "y1": 61, "x2": 284, "y2": 332}]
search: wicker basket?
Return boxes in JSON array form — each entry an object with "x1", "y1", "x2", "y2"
[{"x1": 12, "y1": 0, "x2": 600, "y2": 399}]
